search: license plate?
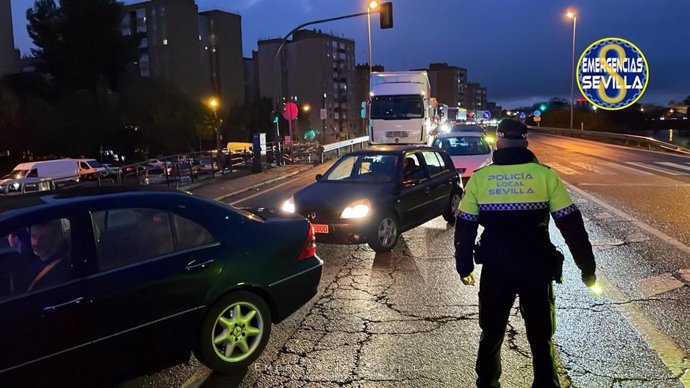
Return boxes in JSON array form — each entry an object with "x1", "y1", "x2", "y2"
[{"x1": 312, "y1": 224, "x2": 329, "y2": 234}]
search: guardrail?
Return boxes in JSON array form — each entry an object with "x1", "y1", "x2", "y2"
[
  {"x1": 528, "y1": 126, "x2": 690, "y2": 156},
  {"x1": 320, "y1": 136, "x2": 370, "y2": 163}
]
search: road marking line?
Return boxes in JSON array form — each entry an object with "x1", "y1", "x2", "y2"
[
  {"x1": 656, "y1": 162, "x2": 690, "y2": 172},
  {"x1": 565, "y1": 183, "x2": 690, "y2": 258},
  {"x1": 565, "y1": 182, "x2": 690, "y2": 384},
  {"x1": 601, "y1": 161, "x2": 654, "y2": 176},
  {"x1": 228, "y1": 177, "x2": 299, "y2": 205},
  {"x1": 545, "y1": 162, "x2": 581, "y2": 175},
  {"x1": 570, "y1": 162, "x2": 616, "y2": 175},
  {"x1": 625, "y1": 162, "x2": 687, "y2": 176},
  {"x1": 637, "y1": 273, "x2": 685, "y2": 298},
  {"x1": 595, "y1": 272, "x2": 690, "y2": 385}
]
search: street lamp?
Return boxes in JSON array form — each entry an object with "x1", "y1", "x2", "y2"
[
  {"x1": 302, "y1": 104, "x2": 311, "y2": 112},
  {"x1": 207, "y1": 97, "x2": 221, "y2": 166},
  {"x1": 367, "y1": 1, "x2": 379, "y2": 73},
  {"x1": 566, "y1": 9, "x2": 577, "y2": 129}
]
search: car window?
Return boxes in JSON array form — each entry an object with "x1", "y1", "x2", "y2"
[
  {"x1": 0, "y1": 218, "x2": 74, "y2": 300},
  {"x1": 355, "y1": 155, "x2": 396, "y2": 181},
  {"x1": 91, "y1": 208, "x2": 175, "y2": 271},
  {"x1": 422, "y1": 151, "x2": 445, "y2": 176},
  {"x1": 27, "y1": 169, "x2": 38, "y2": 178},
  {"x1": 173, "y1": 214, "x2": 215, "y2": 251},
  {"x1": 402, "y1": 153, "x2": 427, "y2": 184},
  {"x1": 80, "y1": 162, "x2": 90, "y2": 169},
  {"x1": 434, "y1": 136, "x2": 491, "y2": 156},
  {"x1": 324, "y1": 155, "x2": 356, "y2": 181}
]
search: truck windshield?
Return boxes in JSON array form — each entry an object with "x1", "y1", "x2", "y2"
[{"x1": 371, "y1": 96, "x2": 424, "y2": 120}]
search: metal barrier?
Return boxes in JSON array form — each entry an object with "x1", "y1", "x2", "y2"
[
  {"x1": 528, "y1": 126, "x2": 690, "y2": 156},
  {"x1": 320, "y1": 136, "x2": 370, "y2": 163}
]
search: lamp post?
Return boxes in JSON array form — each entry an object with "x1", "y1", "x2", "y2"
[
  {"x1": 367, "y1": 1, "x2": 379, "y2": 73},
  {"x1": 566, "y1": 10, "x2": 577, "y2": 129},
  {"x1": 207, "y1": 97, "x2": 221, "y2": 168}
]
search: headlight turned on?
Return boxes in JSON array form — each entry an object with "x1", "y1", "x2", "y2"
[
  {"x1": 341, "y1": 199, "x2": 371, "y2": 219},
  {"x1": 282, "y1": 197, "x2": 296, "y2": 213}
]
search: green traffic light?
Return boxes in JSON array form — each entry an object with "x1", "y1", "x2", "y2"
[{"x1": 539, "y1": 104, "x2": 548, "y2": 111}]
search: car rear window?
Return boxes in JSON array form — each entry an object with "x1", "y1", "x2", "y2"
[{"x1": 434, "y1": 136, "x2": 491, "y2": 156}]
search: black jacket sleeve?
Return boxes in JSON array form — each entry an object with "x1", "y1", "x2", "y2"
[
  {"x1": 553, "y1": 207, "x2": 596, "y2": 279},
  {"x1": 454, "y1": 217, "x2": 478, "y2": 277}
]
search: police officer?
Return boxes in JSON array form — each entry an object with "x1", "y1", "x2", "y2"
[{"x1": 455, "y1": 119, "x2": 597, "y2": 388}]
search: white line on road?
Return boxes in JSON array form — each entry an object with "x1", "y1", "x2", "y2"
[
  {"x1": 565, "y1": 183, "x2": 690, "y2": 385},
  {"x1": 545, "y1": 162, "x2": 581, "y2": 175},
  {"x1": 570, "y1": 162, "x2": 616, "y2": 175},
  {"x1": 601, "y1": 161, "x2": 654, "y2": 176},
  {"x1": 656, "y1": 161, "x2": 690, "y2": 172},
  {"x1": 228, "y1": 177, "x2": 300, "y2": 206},
  {"x1": 625, "y1": 162, "x2": 687, "y2": 176}
]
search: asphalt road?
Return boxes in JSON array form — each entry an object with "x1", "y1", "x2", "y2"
[{"x1": 119, "y1": 134, "x2": 690, "y2": 388}]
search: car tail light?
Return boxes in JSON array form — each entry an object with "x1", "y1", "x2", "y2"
[{"x1": 298, "y1": 224, "x2": 316, "y2": 260}]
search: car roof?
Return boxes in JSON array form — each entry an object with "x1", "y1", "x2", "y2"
[
  {"x1": 0, "y1": 186, "x2": 181, "y2": 216},
  {"x1": 436, "y1": 132, "x2": 485, "y2": 138},
  {"x1": 348, "y1": 145, "x2": 439, "y2": 155}
]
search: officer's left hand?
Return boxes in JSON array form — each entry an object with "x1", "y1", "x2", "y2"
[{"x1": 461, "y1": 272, "x2": 476, "y2": 286}]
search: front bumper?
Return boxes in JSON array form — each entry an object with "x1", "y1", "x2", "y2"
[{"x1": 310, "y1": 218, "x2": 373, "y2": 244}]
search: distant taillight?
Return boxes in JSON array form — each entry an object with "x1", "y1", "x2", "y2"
[{"x1": 298, "y1": 224, "x2": 317, "y2": 260}]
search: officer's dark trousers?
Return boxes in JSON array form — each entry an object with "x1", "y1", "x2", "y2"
[{"x1": 476, "y1": 268, "x2": 560, "y2": 388}]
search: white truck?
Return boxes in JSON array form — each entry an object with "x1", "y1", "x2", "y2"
[{"x1": 368, "y1": 71, "x2": 434, "y2": 145}]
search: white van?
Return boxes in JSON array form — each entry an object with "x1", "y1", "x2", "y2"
[
  {"x1": 76, "y1": 159, "x2": 107, "y2": 180},
  {"x1": 1, "y1": 159, "x2": 79, "y2": 185}
]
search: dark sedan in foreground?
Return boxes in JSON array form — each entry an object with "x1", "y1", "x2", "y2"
[
  {"x1": 0, "y1": 187, "x2": 322, "y2": 386},
  {"x1": 282, "y1": 146, "x2": 462, "y2": 252}
]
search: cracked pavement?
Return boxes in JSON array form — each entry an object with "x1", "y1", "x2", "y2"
[{"x1": 124, "y1": 139, "x2": 690, "y2": 387}]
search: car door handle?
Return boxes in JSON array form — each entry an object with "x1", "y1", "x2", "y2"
[
  {"x1": 185, "y1": 259, "x2": 215, "y2": 271},
  {"x1": 42, "y1": 297, "x2": 86, "y2": 314}
]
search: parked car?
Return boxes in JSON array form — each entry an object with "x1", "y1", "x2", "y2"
[
  {"x1": 450, "y1": 124, "x2": 487, "y2": 135},
  {"x1": 0, "y1": 187, "x2": 322, "y2": 385},
  {"x1": 432, "y1": 132, "x2": 493, "y2": 181},
  {"x1": 282, "y1": 146, "x2": 462, "y2": 252}
]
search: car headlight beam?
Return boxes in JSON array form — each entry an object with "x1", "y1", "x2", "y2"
[
  {"x1": 282, "y1": 197, "x2": 296, "y2": 213},
  {"x1": 341, "y1": 199, "x2": 371, "y2": 219}
]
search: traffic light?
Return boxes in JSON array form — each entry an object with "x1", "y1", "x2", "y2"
[
  {"x1": 379, "y1": 2, "x2": 393, "y2": 29},
  {"x1": 539, "y1": 103, "x2": 548, "y2": 112}
]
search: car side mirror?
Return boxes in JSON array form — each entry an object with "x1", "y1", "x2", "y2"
[{"x1": 315, "y1": 174, "x2": 323, "y2": 181}]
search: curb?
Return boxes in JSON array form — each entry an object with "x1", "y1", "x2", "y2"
[{"x1": 212, "y1": 165, "x2": 316, "y2": 202}]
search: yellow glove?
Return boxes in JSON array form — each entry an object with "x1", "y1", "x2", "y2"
[{"x1": 461, "y1": 272, "x2": 476, "y2": 286}]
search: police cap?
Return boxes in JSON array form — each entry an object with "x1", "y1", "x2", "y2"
[{"x1": 497, "y1": 119, "x2": 528, "y2": 140}]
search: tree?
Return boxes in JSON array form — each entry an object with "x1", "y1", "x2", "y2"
[{"x1": 27, "y1": 0, "x2": 140, "y2": 92}]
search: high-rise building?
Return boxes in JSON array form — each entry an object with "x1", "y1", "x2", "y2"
[
  {"x1": 122, "y1": 0, "x2": 244, "y2": 106},
  {"x1": 0, "y1": 0, "x2": 20, "y2": 77},
  {"x1": 464, "y1": 82, "x2": 487, "y2": 110},
  {"x1": 257, "y1": 30, "x2": 356, "y2": 143},
  {"x1": 426, "y1": 63, "x2": 467, "y2": 108}
]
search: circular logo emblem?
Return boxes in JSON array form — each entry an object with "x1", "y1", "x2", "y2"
[{"x1": 576, "y1": 37, "x2": 649, "y2": 110}]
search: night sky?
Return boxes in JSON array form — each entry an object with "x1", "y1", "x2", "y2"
[{"x1": 9, "y1": 0, "x2": 690, "y2": 108}]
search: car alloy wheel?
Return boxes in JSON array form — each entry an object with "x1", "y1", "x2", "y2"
[
  {"x1": 212, "y1": 301, "x2": 264, "y2": 362},
  {"x1": 443, "y1": 191, "x2": 462, "y2": 224},
  {"x1": 197, "y1": 291, "x2": 272, "y2": 374},
  {"x1": 368, "y1": 213, "x2": 400, "y2": 252}
]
